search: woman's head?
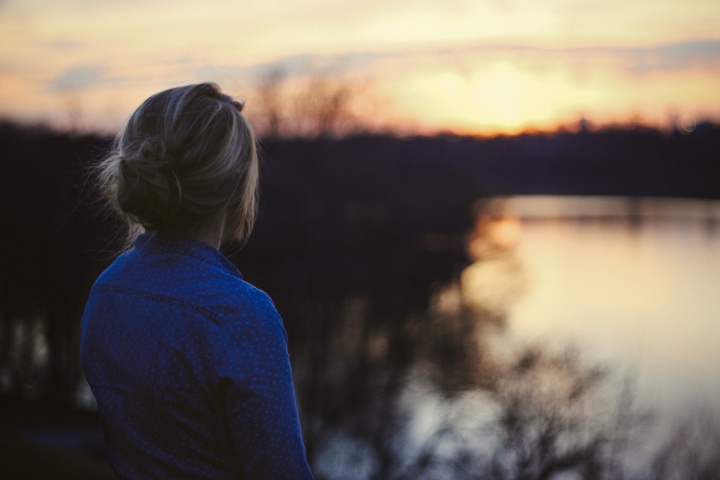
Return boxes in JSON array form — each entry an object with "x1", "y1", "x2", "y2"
[{"x1": 98, "y1": 82, "x2": 259, "y2": 246}]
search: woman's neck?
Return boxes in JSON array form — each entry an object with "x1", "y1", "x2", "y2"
[{"x1": 197, "y1": 211, "x2": 226, "y2": 249}]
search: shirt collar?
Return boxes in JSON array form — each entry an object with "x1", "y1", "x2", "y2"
[{"x1": 134, "y1": 232, "x2": 243, "y2": 278}]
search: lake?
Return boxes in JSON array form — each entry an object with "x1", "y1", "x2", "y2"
[{"x1": 468, "y1": 196, "x2": 720, "y2": 417}]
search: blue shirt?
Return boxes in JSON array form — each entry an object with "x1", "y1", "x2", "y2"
[{"x1": 81, "y1": 232, "x2": 314, "y2": 480}]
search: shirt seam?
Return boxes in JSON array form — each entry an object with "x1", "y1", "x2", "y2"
[{"x1": 93, "y1": 284, "x2": 220, "y2": 323}]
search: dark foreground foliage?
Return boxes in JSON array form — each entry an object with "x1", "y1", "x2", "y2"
[{"x1": 1, "y1": 120, "x2": 720, "y2": 479}]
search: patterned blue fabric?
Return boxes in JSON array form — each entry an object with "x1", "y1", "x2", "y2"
[{"x1": 81, "y1": 232, "x2": 314, "y2": 479}]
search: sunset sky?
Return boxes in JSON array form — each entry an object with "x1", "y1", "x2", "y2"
[{"x1": 1, "y1": 0, "x2": 719, "y2": 135}]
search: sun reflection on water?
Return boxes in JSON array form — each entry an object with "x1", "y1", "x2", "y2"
[{"x1": 466, "y1": 196, "x2": 720, "y2": 414}]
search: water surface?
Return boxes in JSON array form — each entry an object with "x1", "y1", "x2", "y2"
[{"x1": 492, "y1": 196, "x2": 720, "y2": 413}]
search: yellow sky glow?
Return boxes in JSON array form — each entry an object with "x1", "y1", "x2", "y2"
[{"x1": 1, "y1": 0, "x2": 719, "y2": 135}]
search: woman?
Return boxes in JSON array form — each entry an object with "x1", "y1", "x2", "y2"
[{"x1": 81, "y1": 83, "x2": 314, "y2": 479}]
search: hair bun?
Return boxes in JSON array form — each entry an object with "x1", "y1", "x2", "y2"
[
  {"x1": 140, "y1": 137, "x2": 167, "y2": 163},
  {"x1": 114, "y1": 137, "x2": 181, "y2": 229},
  {"x1": 98, "y1": 82, "x2": 258, "y2": 244},
  {"x1": 230, "y1": 99, "x2": 245, "y2": 113}
]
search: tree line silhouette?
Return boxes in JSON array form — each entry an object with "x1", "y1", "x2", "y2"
[{"x1": 1, "y1": 119, "x2": 719, "y2": 478}]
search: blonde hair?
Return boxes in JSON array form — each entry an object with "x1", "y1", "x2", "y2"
[{"x1": 97, "y1": 83, "x2": 259, "y2": 247}]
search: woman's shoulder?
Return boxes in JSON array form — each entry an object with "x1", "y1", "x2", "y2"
[
  {"x1": 93, "y1": 239, "x2": 280, "y2": 327},
  {"x1": 178, "y1": 262, "x2": 282, "y2": 331},
  {"x1": 217, "y1": 278, "x2": 280, "y2": 323}
]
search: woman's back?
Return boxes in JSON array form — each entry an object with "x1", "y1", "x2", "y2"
[{"x1": 82, "y1": 232, "x2": 312, "y2": 479}]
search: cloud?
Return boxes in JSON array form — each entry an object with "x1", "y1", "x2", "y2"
[
  {"x1": 246, "y1": 39, "x2": 720, "y2": 82},
  {"x1": 407, "y1": 40, "x2": 720, "y2": 77},
  {"x1": 193, "y1": 55, "x2": 321, "y2": 82},
  {"x1": 641, "y1": 40, "x2": 720, "y2": 72},
  {"x1": 191, "y1": 53, "x2": 383, "y2": 88},
  {"x1": 49, "y1": 65, "x2": 106, "y2": 92},
  {"x1": 46, "y1": 38, "x2": 83, "y2": 50}
]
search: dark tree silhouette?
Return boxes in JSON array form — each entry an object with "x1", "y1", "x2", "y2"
[
  {"x1": 0, "y1": 122, "x2": 116, "y2": 404},
  {"x1": 1, "y1": 120, "x2": 720, "y2": 478},
  {"x1": 650, "y1": 406, "x2": 720, "y2": 480},
  {"x1": 247, "y1": 69, "x2": 365, "y2": 139}
]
